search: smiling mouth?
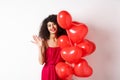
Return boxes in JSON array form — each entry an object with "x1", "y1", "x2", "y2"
[{"x1": 50, "y1": 28, "x2": 56, "y2": 32}]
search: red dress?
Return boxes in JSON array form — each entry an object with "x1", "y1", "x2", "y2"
[{"x1": 41, "y1": 47, "x2": 63, "y2": 80}]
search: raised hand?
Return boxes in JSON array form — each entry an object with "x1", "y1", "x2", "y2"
[{"x1": 32, "y1": 35, "x2": 44, "y2": 47}]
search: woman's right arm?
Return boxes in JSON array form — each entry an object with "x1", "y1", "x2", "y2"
[
  {"x1": 38, "y1": 46, "x2": 45, "y2": 65},
  {"x1": 32, "y1": 35, "x2": 45, "y2": 65}
]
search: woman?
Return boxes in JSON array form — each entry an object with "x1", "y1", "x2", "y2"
[{"x1": 32, "y1": 14, "x2": 67, "y2": 80}]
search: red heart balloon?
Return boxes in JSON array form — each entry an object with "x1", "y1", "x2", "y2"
[
  {"x1": 74, "y1": 59, "x2": 93, "y2": 77},
  {"x1": 77, "y1": 39, "x2": 96, "y2": 57},
  {"x1": 61, "y1": 46, "x2": 83, "y2": 63},
  {"x1": 55, "y1": 62, "x2": 73, "y2": 79},
  {"x1": 67, "y1": 23, "x2": 88, "y2": 43},
  {"x1": 58, "y1": 35, "x2": 71, "y2": 48},
  {"x1": 57, "y1": 10, "x2": 72, "y2": 29}
]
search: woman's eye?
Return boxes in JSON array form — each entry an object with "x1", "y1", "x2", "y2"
[
  {"x1": 53, "y1": 23, "x2": 56, "y2": 25},
  {"x1": 48, "y1": 25, "x2": 51, "y2": 27}
]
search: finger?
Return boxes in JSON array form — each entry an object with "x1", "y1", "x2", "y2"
[
  {"x1": 31, "y1": 40, "x2": 37, "y2": 44},
  {"x1": 33, "y1": 35, "x2": 37, "y2": 41}
]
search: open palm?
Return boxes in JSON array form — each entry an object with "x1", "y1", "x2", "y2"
[{"x1": 32, "y1": 35, "x2": 44, "y2": 47}]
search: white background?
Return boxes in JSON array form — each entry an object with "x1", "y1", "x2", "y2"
[{"x1": 0, "y1": 0, "x2": 120, "y2": 80}]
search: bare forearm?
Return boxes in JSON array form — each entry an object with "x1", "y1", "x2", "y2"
[{"x1": 38, "y1": 47, "x2": 45, "y2": 65}]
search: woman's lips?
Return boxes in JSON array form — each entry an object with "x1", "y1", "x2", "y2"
[{"x1": 50, "y1": 28, "x2": 56, "y2": 32}]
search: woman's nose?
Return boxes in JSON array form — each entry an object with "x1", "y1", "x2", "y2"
[{"x1": 51, "y1": 25, "x2": 54, "y2": 28}]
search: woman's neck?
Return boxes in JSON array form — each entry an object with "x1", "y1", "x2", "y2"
[
  {"x1": 47, "y1": 34, "x2": 58, "y2": 47},
  {"x1": 49, "y1": 34, "x2": 57, "y2": 41}
]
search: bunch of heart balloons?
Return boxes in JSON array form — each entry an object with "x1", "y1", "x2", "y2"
[{"x1": 55, "y1": 10, "x2": 96, "y2": 79}]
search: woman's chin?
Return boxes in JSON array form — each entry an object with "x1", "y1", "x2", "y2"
[{"x1": 50, "y1": 31, "x2": 57, "y2": 34}]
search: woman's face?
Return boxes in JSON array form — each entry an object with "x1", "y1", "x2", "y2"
[{"x1": 47, "y1": 22, "x2": 57, "y2": 34}]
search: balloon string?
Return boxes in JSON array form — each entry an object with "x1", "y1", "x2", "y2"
[{"x1": 66, "y1": 30, "x2": 74, "y2": 46}]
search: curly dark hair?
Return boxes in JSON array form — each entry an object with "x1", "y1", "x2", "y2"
[{"x1": 39, "y1": 14, "x2": 67, "y2": 40}]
